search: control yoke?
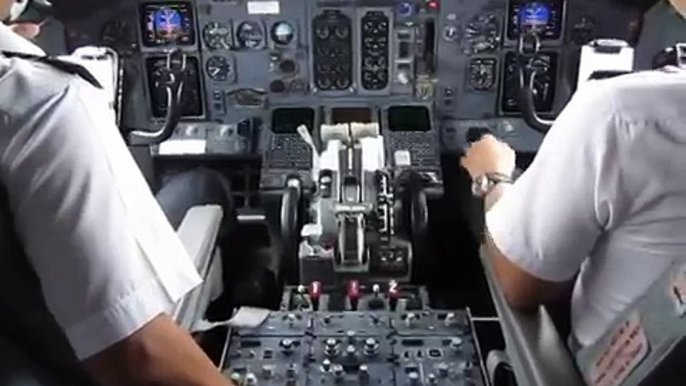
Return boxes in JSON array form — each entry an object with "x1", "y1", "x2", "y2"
[
  {"x1": 516, "y1": 2, "x2": 555, "y2": 134},
  {"x1": 129, "y1": 49, "x2": 189, "y2": 145}
]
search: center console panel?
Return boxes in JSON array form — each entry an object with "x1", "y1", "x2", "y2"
[{"x1": 222, "y1": 284, "x2": 484, "y2": 386}]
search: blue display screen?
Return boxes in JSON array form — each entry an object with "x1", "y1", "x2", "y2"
[
  {"x1": 518, "y1": 2, "x2": 551, "y2": 30},
  {"x1": 141, "y1": 2, "x2": 195, "y2": 47},
  {"x1": 507, "y1": 0, "x2": 563, "y2": 40}
]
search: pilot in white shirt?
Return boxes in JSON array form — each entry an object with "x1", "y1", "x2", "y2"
[
  {"x1": 462, "y1": 0, "x2": 686, "y2": 350},
  {"x1": 0, "y1": 2, "x2": 234, "y2": 385}
]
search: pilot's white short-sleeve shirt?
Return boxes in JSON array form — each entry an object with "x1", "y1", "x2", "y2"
[
  {"x1": 487, "y1": 67, "x2": 686, "y2": 347},
  {"x1": 0, "y1": 24, "x2": 201, "y2": 359}
]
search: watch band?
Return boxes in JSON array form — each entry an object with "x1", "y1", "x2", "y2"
[{"x1": 471, "y1": 173, "x2": 513, "y2": 198}]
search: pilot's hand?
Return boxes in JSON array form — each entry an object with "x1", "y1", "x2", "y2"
[
  {"x1": 8, "y1": 22, "x2": 41, "y2": 39},
  {"x1": 460, "y1": 135, "x2": 516, "y2": 180}
]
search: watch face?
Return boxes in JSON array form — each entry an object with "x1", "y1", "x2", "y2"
[{"x1": 471, "y1": 175, "x2": 490, "y2": 197}]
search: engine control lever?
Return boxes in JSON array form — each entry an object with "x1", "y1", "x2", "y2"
[
  {"x1": 309, "y1": 281, "x2": 322, "y2": 311},
  {"x1": 129, "y1": 48, "x2": 188, "y2": 145},
  {"x1": 348, "y1": 280, "x2": 360, "y2": 311},
  {"x1": 388, "y1": 280, "x2": 400, "y2": 312}
]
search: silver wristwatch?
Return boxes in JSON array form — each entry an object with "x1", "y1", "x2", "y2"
[{"x1": 471, "y1": 173, "x2": 513, "y2": 198}]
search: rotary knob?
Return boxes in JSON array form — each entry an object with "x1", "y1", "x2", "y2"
[
  {"x1": 346, "y1": 345, "x2": 356, "y2": 357},
  {"x1": 437, "y1": 363, "x2": 449, "y2": 378},
  {"x1": 346, "y1": 330, "x2": 356, "y2": 343},
  {"x1": 286, "y1": 364, "x2": 297, "y2": 379},
  {"x1": 325, "y1": 338, "x2": 340, "y2": 357},
  {"x1": 450, "y1": 337, "x2": 463, "y2": 351},
  {"x1": 332, "y1": 364, "x2": 345, "y2": 382},
  {"x1": 287, "y1": 313, "x2": 297, "y2": 327},
  {"x1": 244, "y1": 373, "x2": 257, "y2": 386},
  {"x1": 406, "y1": 313, "x2": 417, "y2": 328},
  {"x1": 359, "y1": 365, "x2": 370, "y2": 384},
  {"x1": 261, "y1": 365, "x2": 275, "y2": 379},
  {"x1": 444, "y1": 312, "x2": 456, "y2": 327},
  {"x1": 443, "y1": 26, "x2": 459, "y2": 42},
  {"x1": 280, "y1": 339, "x2": 295, "y2": 354},
  {"x1": 322, "y1": 359, "x2": 332, "y2": 372},
  {"x1": 408, "y1": 371, "x2": 421, "y2": 386},
  {"x1": 364, "y1": 338, "x2": 379, "y2": 357}
]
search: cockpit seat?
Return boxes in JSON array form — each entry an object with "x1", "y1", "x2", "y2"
[
  {"x1": 0, "y1": 203, "x2": 225, "y2": 386},
  {"x1": 574, "y1": 259, "x2": 686, "y2": 386}
]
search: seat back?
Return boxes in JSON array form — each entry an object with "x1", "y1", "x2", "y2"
[
  {"x1": 575, "y1": 259, "x2": 686, "y2": 386},
  {"x1": 0, "y1": 188, "x2": 93, "y2": 386}
]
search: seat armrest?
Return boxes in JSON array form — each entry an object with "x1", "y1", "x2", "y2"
[
  {"x1": 172, "y1": 205, "x2": 223, "y2": 330},
  {"x1": 480, "y1": 245, "x2": 585, "y2": 386}
]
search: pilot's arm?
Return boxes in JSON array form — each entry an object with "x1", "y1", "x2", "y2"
[
  {"x1": 0, "y1": 58, "x2": 232, "y2": 386},
  {"x1": 461, "y1": 82, "x2": 621, "y2": 310}
]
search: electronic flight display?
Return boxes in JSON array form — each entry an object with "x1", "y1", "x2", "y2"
[
  {"x1": 507, "y1": 0, "x2": 564, "y2": 40},
  {"x1": 140, "y1": 2, "x2": 196, "y2": 47}
]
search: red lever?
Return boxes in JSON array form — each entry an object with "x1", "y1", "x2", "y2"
[
  {"x1": 309, "y1": 281, "x2": 322, "y2": 300},
  {"x1": 348, "y1": 280, "x2": 360, "y2": 311},
  {"x1": 388, "y1": 280, "x2": 400, "y2": 311},
  {"x1": 309, "y1": 281, "x2": 322, "y2": 311}
]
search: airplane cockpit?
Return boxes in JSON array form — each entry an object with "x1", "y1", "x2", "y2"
[{"x1": 4, "y1": 0, "x2": 686, "y2": 385}]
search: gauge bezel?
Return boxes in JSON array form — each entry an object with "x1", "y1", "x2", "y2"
[
  {"x1": 235, "y1": 20, "x2": 267, "y2": 50},
  {"x1": 271, "y1": 21, "x2": 297, "y2": 47},
  {"x1": 203, "y1": 21, "x2": 234, "y2": 50}
]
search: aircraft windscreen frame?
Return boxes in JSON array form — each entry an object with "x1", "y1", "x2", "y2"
[{"x1": 140, "y1": 1, "x2": 196, "y2": 47}]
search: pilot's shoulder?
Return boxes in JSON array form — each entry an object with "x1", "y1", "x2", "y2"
[
  {"x1": 0, "y1": 56, "x2": 76, "y2": 116},
  {"x1": 592, "y1": 69, "x2": 686, "y2": 108}
]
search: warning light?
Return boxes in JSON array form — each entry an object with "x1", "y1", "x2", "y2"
[{"x1": 427, "y1": 1, "x2": 439, "y2": 10}]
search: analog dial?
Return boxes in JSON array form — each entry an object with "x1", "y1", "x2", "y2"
[
  {"x1": 206, "y1": 56, "x2": 232, "y2": 82},
  {"x1": 464, "y1": 14, "x2": 501, "y2": 54},
  {"x1": 236, "y1": 21, "x2": 264, "y2": 49},
  {"x1": 271, "y1": 21, "x2": 296, "y2": 45},
  {"x1": 203, "y1": 22, "x2": 232, "y2": 50}
]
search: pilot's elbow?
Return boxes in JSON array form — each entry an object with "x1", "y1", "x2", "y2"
[{"x1": 501, "y1": 285, "x2": 541, "y2": 313}]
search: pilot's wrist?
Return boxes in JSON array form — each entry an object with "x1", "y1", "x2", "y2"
[{"x1": 471, "y1": 172, "x2": 513, "y2": 199}]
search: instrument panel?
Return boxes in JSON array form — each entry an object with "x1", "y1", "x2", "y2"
[{"x1": 62, "y1": 0, "x2": 640, "y2": 161}]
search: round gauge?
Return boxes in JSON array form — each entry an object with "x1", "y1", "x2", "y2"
[
  {"x1": 269, "y1": 80, "x2": 287, "y2": 93},
  {"x1": 101, "y1": 19, "x2": 138, "y2": 57},
  {"x1": 464, "y1": 14, "x2": 501, "y2": 54},
  {"x1": 315, "y1": 25, "x2": 330, "y2": 40},
  {"x1": 334, "y1": 25, "x2": 350, "y2": 40},
  {"x1": 518, "y1": 2, "x2": 551, "y2": 32},
  {"x1": 237, "y1": 21, "x2": 264, "y2": 49},
  {"x1": 206, "y1": 56, "x2": 232, "y2": 82},
  {"x1": 271, "y1": 21, "x2": 296, "y2": 45},
  {"x1": 468, "y1": 59, "x2": 497, "y2": 91},
  {"x1": 279, "y1": 59, "x2": 298, "y2": 75},
  {"x1": 203, "y1": 22, "x2": 232, "y2": 50}
]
